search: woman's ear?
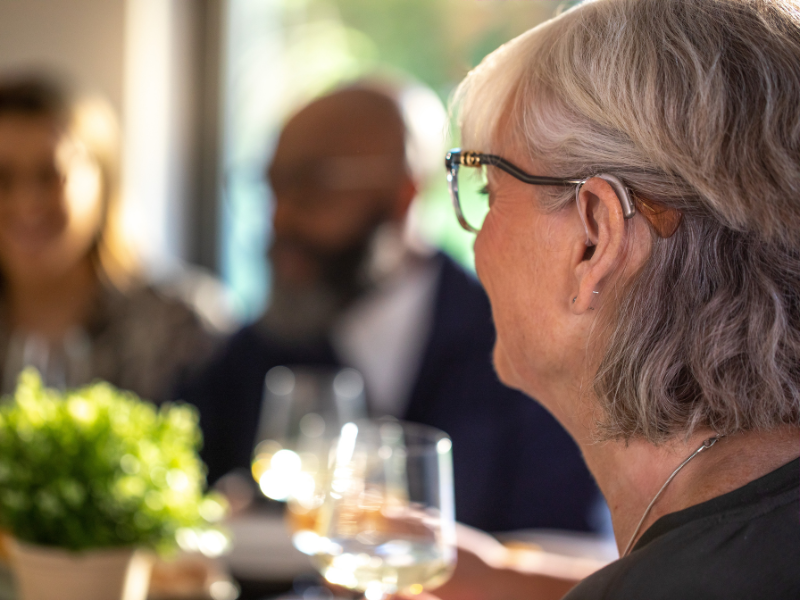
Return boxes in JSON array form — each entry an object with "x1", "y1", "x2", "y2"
[{"x1": 571, "y1": 176, "x2": 632, "y2": 314}]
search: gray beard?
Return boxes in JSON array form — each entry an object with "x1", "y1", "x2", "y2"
[{"x1": 257, "y1": 224, "x2": 411, "y2": 344}]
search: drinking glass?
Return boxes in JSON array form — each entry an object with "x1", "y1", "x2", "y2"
[
  {"x1": 311, "y1": 420, "x2": 456, "y2": 600},
  {"x1": 2, "y1": 330, "x2": 92, "y2": 395},
  {"x1": 250, "y1": 366, "x2": 367, "y2": 554}
]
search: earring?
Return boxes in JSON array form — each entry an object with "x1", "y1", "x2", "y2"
[
  {"x1": 572, "y1": 297, "x2": 577, "y2": 303},
  {"x1": 592, "y1": 291, "x2": 599, "y2": 295}
]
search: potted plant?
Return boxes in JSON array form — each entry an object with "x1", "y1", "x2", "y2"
[{"x1": 0, "y1": 369, "x2": 227, "y2": 600}]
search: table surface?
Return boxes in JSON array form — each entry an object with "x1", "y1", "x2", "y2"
[{"x1": 0, "y1": 508, "x2": 617, "y2": 600}]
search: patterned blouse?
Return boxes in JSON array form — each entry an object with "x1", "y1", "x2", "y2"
[{"x1": 0, "y1": 276, "x2": 231, "y2": 404}]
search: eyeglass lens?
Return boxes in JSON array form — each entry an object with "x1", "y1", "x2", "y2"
[{"x1": 452, "y1": 165, "x2": 490, "y2": 232}]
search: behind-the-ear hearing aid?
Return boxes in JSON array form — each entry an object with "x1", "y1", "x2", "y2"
[{"x1": 574, "y1": 174, "x2": 636, "y2": 244}]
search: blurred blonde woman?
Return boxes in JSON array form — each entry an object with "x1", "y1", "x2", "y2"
[
  {"x1": 0, "y1": 76, "x2": 226, "y2": 402},
  {"x1": 430, "y1": 0, "x2": 800, "y2": 599}
]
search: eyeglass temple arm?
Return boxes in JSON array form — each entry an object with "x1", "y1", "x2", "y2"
[
  {"x1": 456, "y1": 151, "x2": 636, "y2": 219},
  {"x1": 446, "y1": 150, "x2": 636, "y2": 230},
  {"x1": 478, "y1": 154, "x2": 585, "y2": 187},
  {"x1": 448, "y1": 149, "x2": 583, "y2": 187}
]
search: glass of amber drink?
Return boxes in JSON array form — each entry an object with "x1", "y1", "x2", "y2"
[{"x1": 250, "y1": 366, "x2": 366, "y2": 555}]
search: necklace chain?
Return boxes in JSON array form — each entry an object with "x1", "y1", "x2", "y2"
[{"x1": 622, "y1": 435, "x2": 722, "y2": 557}]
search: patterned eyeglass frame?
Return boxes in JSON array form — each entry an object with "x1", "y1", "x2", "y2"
[{"x1": 445, "y1": 148, "x2": 636, "y2": 235}]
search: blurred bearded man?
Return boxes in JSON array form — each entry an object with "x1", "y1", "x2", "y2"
[
  {"x1": 182, "y1": 81, "x2": 603, "y2": 535},
  {"x1": 262, "y1": 87, "x2": 418, "y2": 356}
]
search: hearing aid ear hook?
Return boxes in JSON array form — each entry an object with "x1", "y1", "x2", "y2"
[{"x1": 575, "y1": 174, "x2": 636, "y2": 245}]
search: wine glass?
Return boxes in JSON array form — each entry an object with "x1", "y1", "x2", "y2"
[
  {"x1": 312, "y1": 419, "x2": 456, "y2": 600},
  {"x1": 250, "y1": 365, "x2": 367, "y2": 554}
]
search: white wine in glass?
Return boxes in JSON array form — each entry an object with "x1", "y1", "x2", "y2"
[{"x1": 312, "y1": 420, "x2": 456, "y2": 600}]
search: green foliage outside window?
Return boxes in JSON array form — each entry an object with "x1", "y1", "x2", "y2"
[
  {"x1": 278, "y1": 0, "x2": 566, "y2": 269},
  {"x1": 223, "y1": 1, "x2": 570, "y2": 314}
]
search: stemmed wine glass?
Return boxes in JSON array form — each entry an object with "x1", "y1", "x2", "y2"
[
  {"x1": 250, "y1": 366, "x2": 367, "y2": 554},
  {"x1": 311, "y1": 419, "x2": 456, "y2": 600}
]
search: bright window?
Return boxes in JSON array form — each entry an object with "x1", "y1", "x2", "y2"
[{"x1": 220, "y1": 0, "x2": 568, "y2": 319}]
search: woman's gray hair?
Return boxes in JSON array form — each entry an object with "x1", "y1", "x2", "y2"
[{"x1": 455, "y1": 0, "x2": 800, "y2": 442}]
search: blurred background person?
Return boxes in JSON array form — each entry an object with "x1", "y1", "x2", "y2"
[
  {"x1": 183, "y1": 79, "x2": 605, "y2": 535},
  {"x1": 0, "y1": 75, "x2": 229, "y2": 403}
]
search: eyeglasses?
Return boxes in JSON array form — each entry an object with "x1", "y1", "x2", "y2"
[
  {"x1": 445, "y1": 148, "x2": 680, "y2": 237},
  {"x1": 445, "y1": 149, "x2": 582, "y2": 233}
]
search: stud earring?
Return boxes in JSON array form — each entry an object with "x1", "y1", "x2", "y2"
[{"x1": 572, "y1": 297, "x2": 577, "y2": 303}]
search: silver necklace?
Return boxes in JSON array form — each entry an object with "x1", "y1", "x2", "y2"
[{"x1": 622, "y1": 435, "x2": 722, "y2": 557}]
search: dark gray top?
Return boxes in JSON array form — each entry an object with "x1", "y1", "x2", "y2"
[{"x1": 565, "y1": 456, "x2": 800, "y2": 600}]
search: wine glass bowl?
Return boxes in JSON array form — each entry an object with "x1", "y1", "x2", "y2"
[
  {"x1": 312, "y1": 420, "x2": 456, "y2": 600},
  {"x1": 249, "y1": 366, "x2": 367, "y2": 553}
]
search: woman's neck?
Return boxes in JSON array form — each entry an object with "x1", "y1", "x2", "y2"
[
  {"x1": 581, "y1": 425, "x2": 800, "y2": 556},
  {"x1": 5, "y1": 257, "x2": 99, "y2": 341}
]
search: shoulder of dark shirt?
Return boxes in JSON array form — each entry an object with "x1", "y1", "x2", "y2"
[{"x1": 564, "y1": 459, "x2": 800, "y2": 600}]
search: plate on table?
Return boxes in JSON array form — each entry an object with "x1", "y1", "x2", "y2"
[
  {"x1": 222, "y1": 506, "x2": 315, "y2": 583},
  {"x1": 148, "y1": 553, "x2": 239, "y2": 600}
]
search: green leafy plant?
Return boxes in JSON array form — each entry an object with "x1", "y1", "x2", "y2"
[{"x1": 0, "y1": 369, "x2": 226, "y2": 553}]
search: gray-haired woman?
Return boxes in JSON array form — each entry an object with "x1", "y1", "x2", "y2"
[{"x1": 434, "y1": 0, "x2": 800, "y2": 598}]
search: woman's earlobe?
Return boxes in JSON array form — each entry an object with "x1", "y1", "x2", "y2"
[{"x1": 589, "y1": 289, "x2": 599, "y2": 310}]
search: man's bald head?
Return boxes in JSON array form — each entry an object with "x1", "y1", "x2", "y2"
[
  {"x1": 277, "y1": 87, "x2": 407, "y2": 169},
  {"x1": 266, "y1": 85, "x2": 417, "y2": 291}
]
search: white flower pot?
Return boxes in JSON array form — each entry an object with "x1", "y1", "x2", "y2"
[{"x1": 7, "y1": 540, "x2": 153, "y2": 600}]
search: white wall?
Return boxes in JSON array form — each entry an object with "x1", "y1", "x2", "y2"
[
  {"x1": 0, "y1": 0, "x2": 212, "y2": 271},
  {"x1": 123, "y1": 0, "x2": 191, "y2": 271},
  {"x1": 0, "y1": 0, "x2": 126, "y2": 114}
]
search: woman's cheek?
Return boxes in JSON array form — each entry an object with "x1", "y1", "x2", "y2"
[
  {"x1": 473, "y1": 215, "x2": 503, "y2": 295},
  {"x1": 474, "y1": 222, "x2": 526, "y2": 389}
]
